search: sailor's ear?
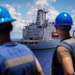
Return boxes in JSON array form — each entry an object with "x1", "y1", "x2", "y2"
[{"x1": 10, "y1": 25, "x2": 13, "y2": 32}]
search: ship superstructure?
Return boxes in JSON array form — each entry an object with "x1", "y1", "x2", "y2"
[
  {"x1": 23, "y1": 9, "x2": 56, "y2": 41},
  {"x1": 19, "y1": 9, "x2": 59, "y2": 50}
]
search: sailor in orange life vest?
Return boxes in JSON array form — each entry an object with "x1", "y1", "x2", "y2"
[
  {"x1": 51, "y1": 12, "x2": 75, "y2": 75},
  {"x1": 0, "y1": 6, "x2": 44, "y2": 75}
]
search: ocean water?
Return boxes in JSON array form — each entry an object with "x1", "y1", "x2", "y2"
[{"x1": 33, "y1": 49, "x2": 55, "y2": 75}]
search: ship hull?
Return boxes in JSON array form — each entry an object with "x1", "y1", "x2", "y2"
[{"x1": 21, "y1": 40, "x2": 59, "y2": 50}]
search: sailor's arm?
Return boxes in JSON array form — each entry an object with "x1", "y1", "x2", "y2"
[
  {"x1": 34, "y1": 56, "x2": 44, "y2": 75},
  {"x1": 62, "y1": 56, "x2": 74, "y2": 75},
  {"x1": 57, "y1": 46, "x2": 74, "y2": 75}
]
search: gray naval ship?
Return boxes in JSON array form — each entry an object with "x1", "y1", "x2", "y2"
[{"x1": 18, "y1": 9, "x2": 60, "y2": 50}]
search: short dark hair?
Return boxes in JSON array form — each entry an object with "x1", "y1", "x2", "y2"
[
  {"x1": 57, "y1": 26, "x2": 71, "y2": 31},
  {"x1": 0, "y1": 22, "x2": 12, "y2": 34}
]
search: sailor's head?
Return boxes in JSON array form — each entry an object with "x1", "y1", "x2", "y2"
[{"x1": 0, "y1": 6, "x2": 15, "y2": 34}]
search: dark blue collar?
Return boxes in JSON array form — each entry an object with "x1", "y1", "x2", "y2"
[
  {"x1": 2, "y1": 41, "x2": 18, "y2": 47},
  {"x1": 61, "y1": 36, "x2": 71, "y2": 42}
]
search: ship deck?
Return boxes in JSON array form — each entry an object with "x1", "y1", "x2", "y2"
[
  {"x1": 33, "y1": 49, "x2": 54, "y2": 75},
  {"x1": 18, "y1": 39, "x2": 44, "y2": 42}
]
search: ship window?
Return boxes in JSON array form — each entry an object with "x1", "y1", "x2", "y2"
[
  {"x1": 35, "y1": 42, "x2": 38, "y2": 44},
  {"x1": 37, "y1": 26, "x2": 42, "y2": 28},
  {"x1": 30, "y1": 42, "x2": 32, "y2": 44},
  {"x1": 38, "y1": 13, "x2": 39, "y2": 15},
  {"x1": 37, "y1": 18, "x2": 39, "y2": 20},
  {"x1": 25, "y1": 42, "x2": 28, "y2": 44},
  {"x1": 29, "y1": 38, "x2": 33, "y2": 40}
]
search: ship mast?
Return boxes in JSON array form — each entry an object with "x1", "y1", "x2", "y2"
[{"x1": 43, "y1": 9, "x2": 48, "y2": 22}]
